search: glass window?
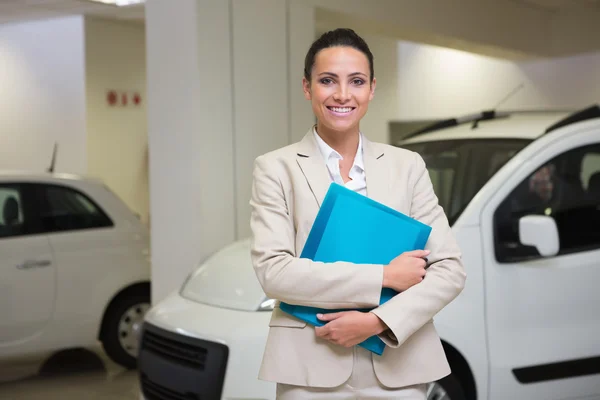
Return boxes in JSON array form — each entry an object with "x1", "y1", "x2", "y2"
[
  {"x1": 0, "y1": 185, "x2": 26, "y2": 238},
  {"x1": 494, "y1": 143, "x2": 600, "y2": 262},
  {"x1": 402, "y1": 139, "x2": 531, "y2": 225},
  {"x1": 581, "y1": 153, "x2": 600, "y2": 190},
  {"x1": 36, "y1": 185, "x2": 113, "y2": 233}
]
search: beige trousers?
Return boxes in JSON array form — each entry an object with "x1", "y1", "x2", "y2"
[{"x1": 276, "y1": 347, "x2": 427, "y2": 399}]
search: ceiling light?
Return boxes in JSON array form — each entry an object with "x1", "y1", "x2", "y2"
[{"x1": 87, "y1": 0, "x2": 145, "y2": 6}]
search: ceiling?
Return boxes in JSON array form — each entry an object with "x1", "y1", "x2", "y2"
[
  {"x1": 1, "y1": 0, "x2": 600, "y2": 57},
  {"x1": 2, "y1": 0, "x2": 600, "y2": 26},
  {"x1": 512, "y1": 0, "x2": 600, "y2": 11},
  {"x1": 0, "y1": 0, "x2": 144, "y2": 25}
]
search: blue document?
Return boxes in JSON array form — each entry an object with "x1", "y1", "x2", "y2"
[{"x1": 279, "y1": 183, "x2": 431, "y2": 355}]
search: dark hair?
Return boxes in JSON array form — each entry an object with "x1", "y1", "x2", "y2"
[{"x1": 303, "y1": 28, "x2": 374, "y2": 83}]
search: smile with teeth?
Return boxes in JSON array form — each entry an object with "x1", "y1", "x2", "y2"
[{"x1": 327, "y1": 106, "x2": 355, "y2": 113}]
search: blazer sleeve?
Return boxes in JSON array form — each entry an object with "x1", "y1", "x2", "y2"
[
  {"x1": 371, "y1": 151, "x2": 467, "y2": 347},
  {"x1": 249, "y1": 155, "x2": 385, "y2": 310}
]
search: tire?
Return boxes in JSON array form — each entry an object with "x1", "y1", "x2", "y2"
[
  {"x1": 101, "y1": 292, "x2": 150, "y2": 369},
  {"x1": 427, "y1": 373, "x2": 466, "y2": 400}
]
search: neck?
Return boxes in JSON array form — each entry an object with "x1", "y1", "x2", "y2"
[{"x1": 315, "y1": 123, "x2": 360, "y2": 159}]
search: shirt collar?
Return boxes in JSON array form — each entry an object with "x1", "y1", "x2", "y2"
[{"x1": 313, "y1": 127, "x2": 364, "y2": 171}]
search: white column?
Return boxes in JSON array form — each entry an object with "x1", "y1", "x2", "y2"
[
  {"x1": 231, "y1": 0, "x2": 289, "y2": 239},
  {"x1": 146, "y1": 0, "x2": 314, "y2": 303},
  {"x1": 146, "y1": 0, "x2": 235, "y2": 303},
  {"x1": 289, "y1": 0, "x2": 317, "y2": 143}
]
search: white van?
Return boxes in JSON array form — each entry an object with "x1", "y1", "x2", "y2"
[{"x1": 139, "y1": 105, "x2": 600, "y2": 400}]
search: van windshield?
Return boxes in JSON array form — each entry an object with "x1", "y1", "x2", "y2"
[{"x1": 401, "y1": 139, "x2": 532, "y2": 225}]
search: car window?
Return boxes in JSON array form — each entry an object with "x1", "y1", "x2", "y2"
[
  {"x1": 402, "y1": 139, "x2": 531, "y2": 225},
  {"x1": 494, "y1": 143, "x2": 600, "y2": 262},
  {"x1": 36, "y1": 184, "x2": 113, "y2": 233},
  {"x1": 0, "y1": 185, "x2": 26, "y2": 238}
]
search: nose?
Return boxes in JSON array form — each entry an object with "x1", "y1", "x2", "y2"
[{"x1": 333, "y1": 83, "x2": 351, "y2": 103}]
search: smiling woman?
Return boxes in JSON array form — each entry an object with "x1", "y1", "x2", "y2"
[
  {"x1": 301, "y1": 30, "x2": 376, "y2": 177},
  {"x1": 249, "y1": 28, "x2": 466, "y2": 399}
]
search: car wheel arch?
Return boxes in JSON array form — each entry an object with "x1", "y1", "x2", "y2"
[
  {"x1": 98, "y1": 281, "x2": 151, "y2": 341},
  {"x1": 441, "y1": 339, "x2": 477, "y2": 400}
]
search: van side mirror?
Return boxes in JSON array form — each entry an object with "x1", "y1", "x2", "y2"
[{"x1": 519, "y1": 215, "x2": 559, "y2": 257}]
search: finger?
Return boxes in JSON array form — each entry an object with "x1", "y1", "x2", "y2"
[
  {"x1": 317, "y1": 312, "x2": 343, "y2": 321},
  {"x1": 402, "y1": 249, "x2": 431, "y2": 258},
  {"x1": 314, "y1": 326, "x2": 327, "y2": 337}
]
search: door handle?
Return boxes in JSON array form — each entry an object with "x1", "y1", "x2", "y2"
[{"x1": 16, "y1": 260, "x2": 52, "y2": 270}]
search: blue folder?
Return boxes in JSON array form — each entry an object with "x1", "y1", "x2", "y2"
[{"x1": 279, "y1": 182, "x2": 431, "y2": 355}]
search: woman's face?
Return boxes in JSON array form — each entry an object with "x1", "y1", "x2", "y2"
[{"x1": 303, "y1": 46, "x2": 375, "y2": 135}]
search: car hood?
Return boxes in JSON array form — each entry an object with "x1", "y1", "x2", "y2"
[{"x1": 179, "y1": 238, "x2": 266, "y2": 311}]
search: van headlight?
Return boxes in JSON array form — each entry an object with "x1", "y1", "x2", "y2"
[{"x1": 258, "y1": 297, "x2": 275, "y2": 311}]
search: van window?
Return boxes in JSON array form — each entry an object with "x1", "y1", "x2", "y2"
[
  {"x1": 402, "y1": 139, "x2": 530, "y2": 225},
  {"x1": 581, "y1": 153, "x2": 600, "y2": 190},
  {"x1": 494, "y1": 143, "x2": 600, "y2": 262}
]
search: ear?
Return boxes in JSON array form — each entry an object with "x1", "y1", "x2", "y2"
[
  {"x1": 302, "y1": 77, "x2": 312, "y2": 100},
  {"x1": 369, "y1": 77, "x2": 376, "y2": 101}
]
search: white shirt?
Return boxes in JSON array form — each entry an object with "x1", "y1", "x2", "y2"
[{"x1": 313, "y1": 128, "x2": 367, "y2": 196}]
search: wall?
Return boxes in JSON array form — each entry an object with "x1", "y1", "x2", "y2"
[
  {"x1": 358, "y1": 32, "x2": 399, "y2": 144},
  {"x1": 0, "y1": 16, "x2": 86, "y2": 174},
  {"x1": 396, "y1": 40, "x2": 600, "y2": 120},
  {"x1": 519, "y1": 51, "x2": 600, "y2": 110},
  {"x1": 85, "y1": 17, "x2": 149, "y2": 224}
]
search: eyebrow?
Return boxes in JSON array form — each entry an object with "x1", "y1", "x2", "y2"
[{"x1": 318, "y1": 72, "x2": 368, "y2": 78}]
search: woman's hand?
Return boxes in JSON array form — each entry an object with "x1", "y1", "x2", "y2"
[
  {"x1": 383, "y1": 249, "x2": 430, "y2": 292},
  {"x1": 315, "y1": 311, "x2": 387, "y2": 348}
]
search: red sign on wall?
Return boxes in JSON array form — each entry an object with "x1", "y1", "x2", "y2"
[
  {"x1": 107, "y1": 90, "x2": 118, "y2": 106},
  {"x1": 107, "y1": 90, "x2": 142, "y2": 107}
]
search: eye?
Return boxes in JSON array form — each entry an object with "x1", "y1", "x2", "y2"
[
  {"x1": 319, "y1": 77, "x2": 334, "y2": 85},
  {"x1": 352, "y1": 78, "x2": 365, "y2": 85}
]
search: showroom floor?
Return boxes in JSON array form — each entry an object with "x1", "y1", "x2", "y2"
[{"x1": 0, "y1": 346, "x2": 140, "y2": 399}]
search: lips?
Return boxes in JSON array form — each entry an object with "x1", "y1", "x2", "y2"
[{"x1": 326, "y1": 106, "x2": 356, "y2": 114}]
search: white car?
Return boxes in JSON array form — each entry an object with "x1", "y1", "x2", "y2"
[
  {"x1": 0, "y1": 172, "x2": 151, "y2": 369},
  {"x1": 139, "y1": 105, "x2": 600, "y2": 400}
]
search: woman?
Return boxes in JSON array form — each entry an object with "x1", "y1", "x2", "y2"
[{"x1": 250, "y1": 28, "x2": 466, "y2": 399}]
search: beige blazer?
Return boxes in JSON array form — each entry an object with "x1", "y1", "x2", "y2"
[{"x1": 249, "y1": 128, "x2": 466, "y2": 389}]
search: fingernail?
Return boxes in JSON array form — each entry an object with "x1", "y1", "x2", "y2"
[{"x1": 317, "y1": 314, "x2": 323, "y2": 319}]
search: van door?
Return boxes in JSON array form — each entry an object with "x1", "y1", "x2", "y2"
[
  {"x1": 480, "y1": 130, "x2": 600, "y2": 399},
  {"x1": 0, "y1": 184, "x2": 56, "y2": 348}
]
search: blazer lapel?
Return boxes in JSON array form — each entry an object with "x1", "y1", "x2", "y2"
[
  {"x1": 363, "y1": 137, "x2": 390, "y2": 206},
  {"x1": 296, "y1": 129, "x2": 331, "y2": 207},
  {"x1": 296, "y1": 130, "x2": 390, "y2": 208}
]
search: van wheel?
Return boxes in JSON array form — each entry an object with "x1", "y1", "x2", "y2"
[
  {"x1": 101, "y1": 293, "x2": 150, "y2": 369},
  {"x1": 427, "y1": 373, "x2": 466, "y2": 400}
]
